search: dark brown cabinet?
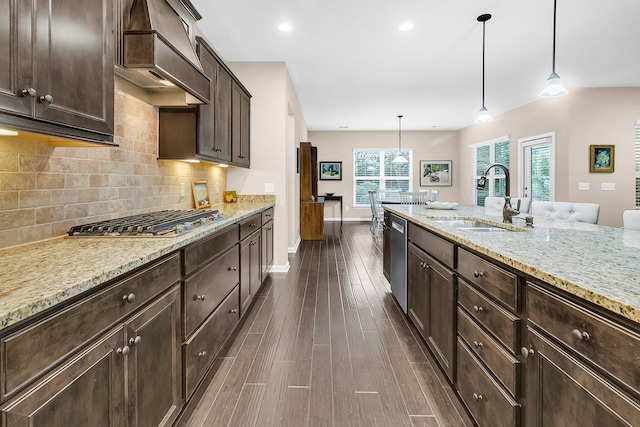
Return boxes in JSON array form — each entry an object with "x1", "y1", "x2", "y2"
[
  {"x1": 383, "y1": 212, "x2": 391, "y2": 280},
  {"x1": 0, "y1": 0, "x2": 114, "y2": 143},
  {"x1": 232, "y1": 81, "x2": 251, "y2": 166},
  {"x1": 407, "y1": 233, "x2": 456, "y2": 382},
  {"x1": 240, "y1": 229, "x2": 262, "y2": 316},
  {"x1": 261, "y1": 218, "x2": 274, "y2": 280},
  {"x1": 214, "y1": 66, "x2": 232, "y2": 162}
]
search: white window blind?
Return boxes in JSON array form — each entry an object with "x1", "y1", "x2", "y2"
[
  {"x1": 472, "y1": 138, "x2": 510, "y2": 206},
  {"x1": 635, "y1": 123, "x2": 640, "y2": 207},
  {"x1": 523, "y1": 136, "x2": 553, "y2": 201},
  {"x1": 353, "y1": 149, "x2": 412, "y2": 206}
]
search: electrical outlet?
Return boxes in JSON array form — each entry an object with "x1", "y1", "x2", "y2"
[
  {"x1": 180, "y1": 183, "x2": 185, "y2": 197},
  {"x1": 264, "y1": 183, "x2": 275, "y2": 193}
]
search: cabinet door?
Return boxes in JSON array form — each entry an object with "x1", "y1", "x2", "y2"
[
  {"x1": 125, "y1": 286, "x2": 182, "y2": 427},
  {"x1": 0, "y1": 0, "x2": 32, "y2": 116},
  {"x1": 426, "y1": 254, "x2": 456, "y2": 382},
  {"x1": 524, "y1": 327, "x2": 640, "y2": 427},
  {"x1": 232, "y1": 82, "x2": 250, "y2": 166},
  {"x1": 261, "y1": 219, "x2": 273, "y2": 280},
  {"x1": 214, "y1": 67, "x2": 232, "y2": 162},
  {"x1": 196, "y1": 40, "x2": 218, "y2": 159},
  {"x1": 1, "y1": 328, "x2": 126, "y2": 427},
  {"x1": 33, "y1": 0, "x2": 114, "y2": 135},
  {"x1": 383, "y1": 213, "x2": 390, "y2": 280},
  {"x1": 408, "y1": 243, "x2": 429, "y2": 340},
  {"x1": 240, "y1": 230, "x2": 261, "y2": 316}
]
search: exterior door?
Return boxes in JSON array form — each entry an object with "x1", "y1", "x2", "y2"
[{"x1": 521, "y1": 135, "x2": 554, "y2": 201}]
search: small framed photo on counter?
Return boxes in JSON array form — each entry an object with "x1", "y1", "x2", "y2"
[
  {"x1": 589, "y1": 145, "x2": 615, "y2": 173},
  {"x1": 192, "y1": 181, "x2": 211, "y2": 209},
  {"x1": 320, "y1": 161, "x2": 342, "y2": 180}
]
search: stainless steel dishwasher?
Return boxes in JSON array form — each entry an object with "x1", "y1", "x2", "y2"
[{"x1": 389, "y1": 213, "x2": 408, "y2": 313}]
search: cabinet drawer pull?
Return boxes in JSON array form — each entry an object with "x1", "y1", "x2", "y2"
[
  {"x1": 250, "y1": 223, "x2": 257, "y2": 228},
  {"x1": 521, "y1": 346, "x2": 535, "y2": 358},
  {"x1": 22, "y1": 88, "x2": 37, "y2": 97},
  {"x1": 39, "y1": 94, "x2": 53, "y2": 104},
  {"x1": 229, "y1": 308, "x2": 238, "y2": 314},
  {"x1": 472, "y1": 393, "x2": 483, "y2": 402},
  {"x1": 571, "y1": 329, "x2": 590, "y2": 343},
  {"x1": 228, "y1": 266, "x2": 237, "y2": 271},
  {"x1": 129, "y1": 336, "x2": 142, "y2": 346},
  {"x1": 473, "y1": 270, "x2": 484, "y2": 279},
  {"x1": 194, "y1": 294, "x2": 206, "y2": 301},
  {"x1": 117, "y1": 346, "x2": 130, "y2": 357},
  {"x1": 473, "y1": 305, "x2": 484, "y2": 313},
  {"x1": 473, "y1": 341, "x2": 483, "y2": 349},
  {"x1": 198, "y1": 351, "x2": 207, "y2": 358},
  {"x1": 122, "y1": 293, "x2": 136, "y2": 304}
]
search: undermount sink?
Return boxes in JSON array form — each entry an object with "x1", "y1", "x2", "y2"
[{"x1": 434, "y1": 219, "x2": 511, "y2": 232}]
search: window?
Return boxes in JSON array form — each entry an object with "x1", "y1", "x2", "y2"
[
  {"x1": 519, "y1": 133, "x2": 555, "y2": 202},
  {"x1": 471, "y1": 137, "x2": 510, "y2": 206},
  {"x1": 635, "y1": 122, "x2": 640, "y2": 207},
  {"x1": 353, "y1": 149, "x2": 412, "y2": 207}
]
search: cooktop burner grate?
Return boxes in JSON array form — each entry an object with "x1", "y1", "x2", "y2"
[{"x1": 67, "y1": 210, "x2": 223, "y2": 237}]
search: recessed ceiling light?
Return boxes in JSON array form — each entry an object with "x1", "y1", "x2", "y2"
[
  {"x1": 279, "y1": 23, "x2": 293, "y2": 32},
  {"x1": 399, "y1": 22, "x2": 413, "y2": 31}
]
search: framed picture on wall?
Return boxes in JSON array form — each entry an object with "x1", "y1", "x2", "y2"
[
  {"x1": 420, "y1": 160, "x2": 452, "y2": 186},
  {"x1": 589, "y1": 145, "x2": 615, "y2": 173},
  {"x1": 319, "y1": 161, "x2": 342, "y2": 180}
]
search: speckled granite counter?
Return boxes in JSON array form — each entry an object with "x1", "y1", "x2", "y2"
[
  {"x1": 384, "y1": 204, "x2": 640, "y2": 325},
  {"x1": 0, "y1": 200, "x2": 274, "y2": 331}
]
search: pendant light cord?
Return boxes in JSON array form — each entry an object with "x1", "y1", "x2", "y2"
[
  {"x1": 481, "y1": 20, "x2": 486, "y2": 107},
  {"x1": 552, "y1": 0, "x2": 557, "y2": 73},
  {"x1": 397, "y1": 115, "x2": 403, "y2": 152}
]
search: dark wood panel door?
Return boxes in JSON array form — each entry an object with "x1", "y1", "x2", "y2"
[
  {"x1": 0, "y1": 0, "x2": 32, "y2": 117},
  {"x1": 125, "y1": 286, "x2": 183, "y2": 427},
  {"x1": 232, "y1": 82, "x2": 250, "y2": 166},
  {"x1": 426, "y1": 253, "x2": 456, "y2": 382},
  {"x1": 196, "y1": 40, "x2": 218, "y2": 159},
  {"x1": 524, "y1": 327, "x2": 640, "y2": 427},
  {"x1": 240, "y1": 230, "x2": 261, "y2": 316},
  {"x1": 214, "y1": 67, "x2": 232, "y2": 162},
  {"x1": 261, "y1": 219, "x2": 273, "y2": 281},
  {"x1": 33, "y1": 0, "x2": 114, "y2": 135},
  {"x1": 408, "y1": 243, "x2": 429, "y2": 340},
  {"x1": 1, "y1": 327, "x2": 126, "y2": 427}
]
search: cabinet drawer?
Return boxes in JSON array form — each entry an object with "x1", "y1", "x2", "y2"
[
  {"x1": 184, "y1": 225, "x2": 238, "y2": 274},
  {"x1": 458, "y1": 279, "x2": 520, "y2": 353},
  {"x1": 458, "y1": 308, "x2": 519, "y2": 396},
  {"x1": 261, "y1": 208, "x2": 274, "y2": 225},
  {"x1": 456, "y1": 338, "x2": 520, "y2": 427},
  {"x1": 184, "y1": 245, "x2": 239, "y2": 337},
  {"x1": 408, "y1": 223, "x2": 454, "y2": 268},
  {"x1": 528, "y1": 282, "x2": 640, "y2": 396},
  {"x1": 1, "y1": 253, "x2": 180, "y2": 400},
  {"x1": 458, "y1": 248, "x2": 519, "y2": 310},
  {"x1": 240, "y1": 214, "x2": 262, "y2": 241},
  {"x1": 183, "y1": 286, "x2": 240, "y2": 398}
]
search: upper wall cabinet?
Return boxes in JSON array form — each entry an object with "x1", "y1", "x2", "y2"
[
  {"x1": 0, "y1": 0, "x2": 115, "y2": 144},
  {"x1": 158, "y1": 37, "x2": 251, "y2": 167}
]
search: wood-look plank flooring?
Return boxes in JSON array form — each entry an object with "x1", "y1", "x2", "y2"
[{"x1": 180, "y1": 222, "x2": 475, "y2": 427}]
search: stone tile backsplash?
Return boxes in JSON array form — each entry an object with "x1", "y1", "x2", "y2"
[{"x1": 0, "y1": 89, "x2": 226, "y2": 248}]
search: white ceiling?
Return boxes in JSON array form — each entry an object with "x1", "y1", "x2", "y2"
[{"x1": 191, "y1": 0, "x2": 640, "y2": 131}]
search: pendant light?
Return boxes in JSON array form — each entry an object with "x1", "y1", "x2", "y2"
[
  {"x1": 392, "y1": 115, "x2": 408, "y2": 163},
  {"x1": 539, "y1": 0, "x2": 568, "y2": 97},
  {"x1": 475, "y1": 14, "x2": 493, "y2": 123}
]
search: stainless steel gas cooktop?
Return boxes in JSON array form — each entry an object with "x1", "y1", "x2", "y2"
[{"x1": 67, "y1": 210, "x2": 224, "y2": 237}]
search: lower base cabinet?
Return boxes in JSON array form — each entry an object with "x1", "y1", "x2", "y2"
[{"x1": 1, "y1": 286, "x2": 182, "y2": 427}]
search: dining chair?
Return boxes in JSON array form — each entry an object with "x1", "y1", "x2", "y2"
[
  {"x1": 531, "y1": 201, "x2": 600, "y2": 224},
  {"x1": 400, "y1": 191, "x2": 429, "y2": 205},
  {"x1": 429, "y1": 190, "x2": 439, "y2": 202},
  {"x1": 368, "y1": 190, "x2": 385, "y2": 233},
  {"x1": 622, "y1": 210, "x2": 640, "y2": 231}
]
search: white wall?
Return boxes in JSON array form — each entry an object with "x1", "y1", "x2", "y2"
[
  {"x1": 308, "y1": 130, "x2": 460, "y2": 221},
  {"x1": 226, "y1": 62, "x2": 307, "y2": 269}
]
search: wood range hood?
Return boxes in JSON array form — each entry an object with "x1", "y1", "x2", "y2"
[{"x1": 116, "y1": 0, "x2": 211, "y2": 106}]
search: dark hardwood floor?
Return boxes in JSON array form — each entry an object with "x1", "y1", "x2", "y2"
[{"x1": 181, "y1": 221, "x2": 474, "y2": 427}]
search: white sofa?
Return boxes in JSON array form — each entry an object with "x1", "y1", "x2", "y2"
[{"x1": 530, "y1": 201, "x2": 600, "y2": 224}]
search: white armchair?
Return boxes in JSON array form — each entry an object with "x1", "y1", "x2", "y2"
[
  {"x1": 622, "y1": 210, "x2": 640, "y2": 231},
  {"x1": 530, "y1": 201, "x2": 600, "y2": 224}
]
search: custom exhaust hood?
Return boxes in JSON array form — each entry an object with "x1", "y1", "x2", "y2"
[{"x1": 116, "y1": 0, "x2": 210, "y2": 106}]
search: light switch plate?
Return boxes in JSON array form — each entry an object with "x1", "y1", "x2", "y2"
[
  {"x1": 601, "y1": 182, "x2": 616, "y2": 191},
  {"x1": 578, "y1": 182, "x2": 589, "y2": 191},
  {"x1": 264, "y1": 183, "x2": 275, "y2": 193}
]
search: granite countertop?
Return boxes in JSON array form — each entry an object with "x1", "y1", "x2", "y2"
[
  {"x1": 384, "y1": 204, "x2": 640, "y2": 325},
  {"x1": 0, "y1": 200, "x2": 274, "y2": 331}
]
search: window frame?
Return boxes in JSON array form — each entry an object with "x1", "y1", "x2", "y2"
[
  {"x1": 470, "y1": 135, "x2": 510, "y2": 206},
  {"x1": 352, "y1": 148, "x2": 413, "y2": 208}
]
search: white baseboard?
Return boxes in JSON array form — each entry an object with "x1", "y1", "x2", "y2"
[
  {"x1": 288, "y1": 237, "x2": 301, "y2": 253},
  {"x1": 323, "y1": 218, "x2": 370, "y2": 222},
  {"x1": 270, "y1": 262, "x2": 290, "y2": 273}
]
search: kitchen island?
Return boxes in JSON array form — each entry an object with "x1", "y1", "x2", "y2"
[
  {"x1": 384, "y1": 203, "x2": 640, "y2": 427},
  {"x1": 0, "y1": 199, "x2": 274, "y2": 426}
]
